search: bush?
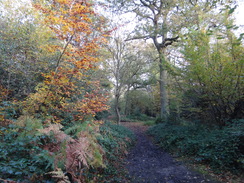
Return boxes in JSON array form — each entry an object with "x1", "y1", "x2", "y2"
[
  {"x1": 154, "y1": 116, "x2": 167, "y2": 124},
  {"x1": 98, "y1": 121, "x2": 135, "y2": 163},
  {"x1": 0, "y1": 119, "x2": 54, "y2": 182},
  {"x1": 95, "y1": 110, "x2": 110, "y2": 120},
  {"x1": 92, "y1": 121, "x2": 135, "y2": 182},
  {"x1": 147, "y1": 120, "x2": 244, "y2": 174}
]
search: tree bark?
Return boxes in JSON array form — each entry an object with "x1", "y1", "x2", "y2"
[
  {"x1": 115, "y1": 94, "x2": 121, "y2": 124},
  {"x1": 158, "y1": 50, "x2": 169, "y2": 120},
  {"x1": 124, "y1": 85, "x2": 130, "y2": 116}
]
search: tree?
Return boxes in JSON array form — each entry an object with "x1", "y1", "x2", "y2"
[
  {"x1": 104, "y1": 33, "x2": 151, "y2": 123},
  {"x1": 180, "y1": 10, "x2": 244, "y2": 125},
  {"x1": 105, "y1": 0, "x2": 234, "y2": 121},
  {"x1": 24, "y1": 0, "x2": 109, "y2": 124},
  {"x1": 0, "y1": 0, "x2": 57, "y2": 100}
]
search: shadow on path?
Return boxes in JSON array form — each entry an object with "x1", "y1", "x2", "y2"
[{"x1": 122, "y1": 122, "x2": 216, "y2": 183}]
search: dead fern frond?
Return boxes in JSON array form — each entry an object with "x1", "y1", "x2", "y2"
[
  {"x1": 66, "y1": 137, "x2": 91, "y2": 171},
  {"x1": 38, "y1": 123, "x2": 73, "y2": 143},
  {"x1": 46, "y1": 168, "x2": 71, "y2": 183}
]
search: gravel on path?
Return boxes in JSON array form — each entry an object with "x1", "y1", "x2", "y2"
[{"x1": 122, "y1": 122, "x2": 217, "y2": 183}]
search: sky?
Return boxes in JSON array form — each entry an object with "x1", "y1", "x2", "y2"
[
  {"x1": 235, "y1": 0, "x2": 244, "y2": 27},
  {"x1": 1, "y1": 0, "x2": 243, "y2": 33},
  {"x1": 113, "y1": 0, "x2": 244, "y2": 36}
]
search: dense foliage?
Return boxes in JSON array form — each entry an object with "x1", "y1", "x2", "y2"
[
  {"x1": 0, "y1": 120, "x2": 134, "y2": 182},
  {"x1": 92, "y1": 122, "x2": 135, "y2": 182},
  {"x1": 147, "y1": 120, "x2": 244, "y2": 174},
  {"x1": 0, "y1": 0, "x2": 131, "y2": 182},
  {"x1": 0, "y1": 120, "x2": 54, "y2": 181},
  {"x1": 179, "y1": 25, "x2": 244, "y2": 126}
]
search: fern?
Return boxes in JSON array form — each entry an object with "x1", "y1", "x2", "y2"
[
  {"x1": 64, "y1": 122, "x2": 87, "y2": 138},
  {"x1": 46, "y1": 168, "x2": 71, "y2": 183},
  {"x1": 15, "y1": 115, "x2": 43, "y2": 140}
]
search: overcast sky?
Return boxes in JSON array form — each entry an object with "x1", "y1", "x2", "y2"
[{"x1": 235, "y1": 0, "x2": 244, "y2": 26}]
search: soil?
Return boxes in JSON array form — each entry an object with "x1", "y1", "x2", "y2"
[{"x1": 122, "y1": 122, "x2": 217, "y2": 183}]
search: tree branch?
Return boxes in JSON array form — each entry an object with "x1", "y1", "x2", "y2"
[
  {"x1": 162, "y1": 36, "x2": 179, "y2": 48},
  {"x1": 125, "y1": 35, "x2": 151, "y2": 41},
  {"x1": 55, "y1": 33, "x2": 75, "y2": 73}
]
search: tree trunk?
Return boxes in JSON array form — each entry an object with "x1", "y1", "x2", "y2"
[
  {"x1": 159, "y1": 51, "x2": 169, "y2": 120},
  {"x1": 114, "y1": 94, "x2": 121, "y2": 124},
  {"x1": 124, "y1": 85, "x2": 131, "y2": 116}
]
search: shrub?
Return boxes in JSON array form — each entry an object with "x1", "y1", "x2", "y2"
[
  {"x1": 0, "y1": 118, "x2": 54, "y2": 182},
  {"x1": 93, "y1": 121, "x2": 135, "y2": 182},
  {"x1": 155, "y1": 116, "x2": 168, "y2": 124}
]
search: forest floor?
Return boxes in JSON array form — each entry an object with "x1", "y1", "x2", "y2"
[{"x1": 122, "y1": 122, "x2": 218, "y2": 183}]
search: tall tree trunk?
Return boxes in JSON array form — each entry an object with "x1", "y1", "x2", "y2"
[
  {"x1": 124, "y1": 84, "x2": 130, "y2": 116},
  {"x1": 159, "y1": 50, "x2": 169, "y2": 120},
  {"x1": 151, "y1": 13, "x2": 171, "y2": 121},
  {"x1": 114, "y1": 94, "x2": 121, "y2": 124}
]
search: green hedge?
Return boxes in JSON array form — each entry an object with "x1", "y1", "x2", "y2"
[{"x1": 147, "y1": 120, "x2": 244, "y2": 174}]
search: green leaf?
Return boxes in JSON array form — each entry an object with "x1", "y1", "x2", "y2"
[
  {"x1": 217, "y1": 36, "x2": 225, "y2": 39},
  {"x1": 15, "y1": 172, "x2": 23, "y2": 175},
  {"x1": 238, "y1": 33, "x2": 244, "y2": 41},
  {"x1": 228, "y1": 5, "x2": 237, "y2": 15}
]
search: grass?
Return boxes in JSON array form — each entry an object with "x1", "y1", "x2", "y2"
[{"x1": 143, "y1": 120, "x2": 156, "y2": 126}]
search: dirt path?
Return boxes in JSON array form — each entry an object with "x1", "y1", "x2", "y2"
[{"x1": 122, "y1": 122, "x2": 216, "y2": 183}]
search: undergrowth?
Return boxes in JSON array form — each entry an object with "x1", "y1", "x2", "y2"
[
  {"x1": 147, "y1": 119, "x2": 244, "y2": 175},
  {"x1": 94, "y1": 121, "x2": 135, "y2": 182},
  {"x1": 0, "y1": 117, "x2": 135, "y2": 182},
  {"x1": 0, "y1": 117, "x2": 54, "y2": 182},
  {"x1": 143, "y1": 120, "x2": 156, "y2": 126},
  {"x1": 120, "y1": 114, "x2": 154, "y2": 122}
]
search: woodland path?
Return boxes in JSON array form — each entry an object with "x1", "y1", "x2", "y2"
[{"x1": 122, "y1": 122, "x2": 217, "y2": 183}]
